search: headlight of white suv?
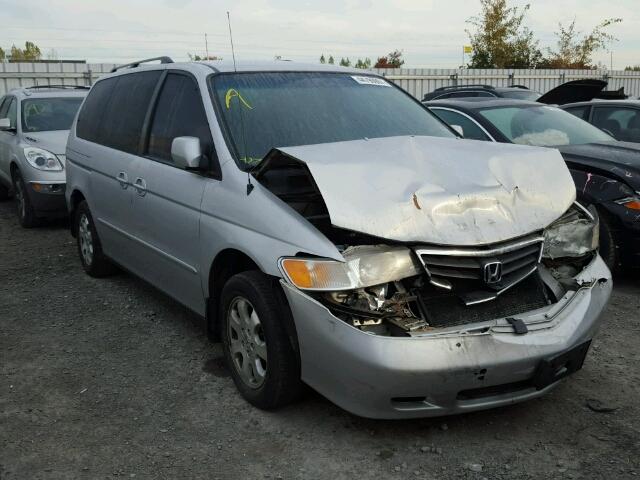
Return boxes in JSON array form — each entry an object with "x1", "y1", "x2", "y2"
[
  {"x1": 279, "y1": 245, "x2": 421, "y2": 291},
  {"x1": 23, "y1": 147, "x2": 63, "y2": 172},
  {"x1": 543, "y1": 202, "x2": 599, "y2": 259}
]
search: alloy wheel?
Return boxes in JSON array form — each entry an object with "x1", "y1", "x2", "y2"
[
  {"x1": 78, "y1": 214, "x2": 94, "y2": 266},
  {"x1": 227, "y1": 297, "x2": 268, "y2": 388}
]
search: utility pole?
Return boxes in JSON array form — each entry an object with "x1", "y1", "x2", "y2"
[
  {"x1": 610, "y1": 50, "x2": 613, "y2": 71},
  {"x1": 205, "y1": 33, "x2": 209, "y2": 60}
]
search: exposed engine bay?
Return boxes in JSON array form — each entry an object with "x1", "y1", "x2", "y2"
[{"x1": 256, "y1": 147, "x2": 602, "y2": 337}]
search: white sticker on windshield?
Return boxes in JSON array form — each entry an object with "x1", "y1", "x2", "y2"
[{"x1": 351, "y1": 76, "x2": 391, "y2": 87}]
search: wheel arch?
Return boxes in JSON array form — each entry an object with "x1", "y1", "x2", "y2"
[
  {"x1": 68, "y1": 189, "x2": 87, "y2": 237},
  {"x1": 206, "y1": 248, "x2": 298, "y2": 354}
]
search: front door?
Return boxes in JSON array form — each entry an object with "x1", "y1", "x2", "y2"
[{"x1": 130, "y1": 72, "x2": 217, "y2": 314}]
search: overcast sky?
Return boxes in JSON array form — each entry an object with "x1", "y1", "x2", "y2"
[{"x1": 1, "y1": 0, "x2": 638, "y2": 69}]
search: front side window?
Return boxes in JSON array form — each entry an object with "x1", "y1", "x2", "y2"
[
  {"x1": 479, "y1": 105, "x2": 613, "y2": 147},
  {"x1": 430, "y1": 108, "x2": 491, "y2": 141},
  {"x1": 211, "y1": 72, "x2": 454, "y2": 169},
  {"x1": 147, "y1": 73, "x2": 214, "y2": 164},
  {"x1": 21, "y1": 97, "x2": 84, "y2": 132}
]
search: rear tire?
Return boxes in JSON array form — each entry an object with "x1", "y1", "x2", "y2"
[
  {"x1": 220, "y1": 271, "x2": 303, "y2": 410},
  {"x1": 75, "y1": 200, "x2": 117, "y2": 277},
  {"x1": 12, "y1": 170, "x2": 38, "y2": 228}
]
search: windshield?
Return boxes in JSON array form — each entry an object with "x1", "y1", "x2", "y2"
[
  {"x1": 211, "y1": 72, "x2": 454, "y2": 169},
  {"x1": 21, "y1": 97, "x2": 84, "y2": 133},
  {"x1": 500, "y1": 90, "x2": 541, "y2": 101},
  {"x1": 479, "y1": 105, "x2": 613, "y2": 146}
]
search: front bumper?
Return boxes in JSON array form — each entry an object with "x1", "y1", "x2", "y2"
[
  {"x1": 26, "y1": 181, "x2": 67, "y2": 216},
  {"x1": 283, "y1": 255, "x2": 612, "y2": 419}
]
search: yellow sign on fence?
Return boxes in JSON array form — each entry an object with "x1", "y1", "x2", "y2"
[{"x1": 464, "y1": 45, "x2": 473, "y2": 54}]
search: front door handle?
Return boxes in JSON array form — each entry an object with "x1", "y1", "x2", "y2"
[
  {"x1": 134, "y1": 177, "x2": 147, "y2": 197},
  {"x1": 117, "y1": 171, "x2": 129, "y2": 189}
]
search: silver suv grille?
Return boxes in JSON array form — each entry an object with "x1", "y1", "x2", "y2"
[{"x1": 415, "y1": 234, "x2": 544, "y2": 305}]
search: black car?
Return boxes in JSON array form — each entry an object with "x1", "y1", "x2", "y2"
[
  {"x1": 423, "y1": 79, "x2": 608, "y2": 105},
  {"x1": 561, "y1": 100, "x2": 640, "y2": 143},
  {"x1": 422, "y1": 84, "x2": 541, "y2": 102},
  {"x1": 424, "y1": 98, "x2": 640, "y2": 270}
]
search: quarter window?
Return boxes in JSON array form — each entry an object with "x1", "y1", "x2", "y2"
[
  {"x1": 147, "y1": 73, "x2": 213, "y2": 165},
  {"x1": 564, "y1": 106, "x2": 590, "y2": 121},
  {"x1": 76, "y1": 77, "x2": 117, "y2": 143},
  {"x1": 430, "y1": 108, "x2": 490, "y2": 141}
]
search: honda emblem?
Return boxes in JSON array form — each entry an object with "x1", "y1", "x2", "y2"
[{"x1": 483, "y1": 261, "x2": 503, "y2": 284}]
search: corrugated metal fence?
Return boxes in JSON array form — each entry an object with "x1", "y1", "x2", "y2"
[
  {"x1": 374, "y1": 68, "x2": 640, "y2": 99},
  {"x1": 0, "y1": 62, "x2": 116, "y2": 95},
  {"x1": 2, "y1": 62, "x2": 640, "y2": 99}
]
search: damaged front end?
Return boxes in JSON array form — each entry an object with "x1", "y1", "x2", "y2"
[{"x1": 278, "y1": 202, "x2": 604, "y2": 337}]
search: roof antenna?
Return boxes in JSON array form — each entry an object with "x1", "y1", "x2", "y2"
[{"x1": 227, "y1": 11, "x2": 254, "y2": 196}]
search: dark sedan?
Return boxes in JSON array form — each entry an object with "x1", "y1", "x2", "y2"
[
  {"x1": 561, "y1": 100, "x2": 640, "y2": 144},
  {"x1": 424, "y1": 99, "x2": 640, "y2": 270}
]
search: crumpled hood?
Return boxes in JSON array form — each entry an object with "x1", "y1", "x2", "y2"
[
  {"x1": 277, "y1": 136, "x2": 576, "y2": 246},
  {"x1": 22, "y1": 131, "x2": 69, "y2": 156}
]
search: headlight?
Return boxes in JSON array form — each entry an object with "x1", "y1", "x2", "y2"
[
  {"x1": 23, "y1": 147, "x2": 63, "y2": 171},
  {"x1": 615, "y1": 196, "x2": 640, "y2": 211},
  {"x1": 543, "y1": 202, "x2": 599, "y2": 259},
  {"x1": 279, "y1": 245, "x2": 421, "y2": 291}
]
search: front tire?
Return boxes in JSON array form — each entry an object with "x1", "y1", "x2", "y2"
[
  {"x1": 597, "y1": 208, "x2": 617, "y2": 272},
  {"x1": 75, "y1": 200, "x2": 117, "y2": 277},
  {"x1": 12, "y1": 170, "x2": 38, "y2": 227},
  {"x1": 220, "y1": 271, "x2": 302, "y2": 410}
]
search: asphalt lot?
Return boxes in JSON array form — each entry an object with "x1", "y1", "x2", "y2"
[{"x1": 1, "y1": 198, "x2": 639, "y2": 480}]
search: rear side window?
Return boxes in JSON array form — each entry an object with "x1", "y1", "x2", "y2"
[
  {"x1": 100, "y1": 71, "x2": 161, "y2": 154},
  {"x1": 147, "y1": 73, "x2": 213, "y2": 164},
  {"x1": 76, "y1": 78, "x2": 117, "y2": 142}
]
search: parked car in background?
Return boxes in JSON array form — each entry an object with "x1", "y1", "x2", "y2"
[
  {"x1": 562, "y1": 100, "x2": 640, "y2": 143},
  {"x1": 66, "y1": 58, "x2": 611, "y2": 419},
  {"x1": 422, "y1": 84, "x2": 541, "y2": 101},
  {"x1": 423, "y1": 79, "x2": 607, "y2": 105},
  {"x1": 0, "y1": 85, "x2": 88, "y2": 227},
  {"x1": 425, "y1": 99, "x2": 640, "y2": 270}
]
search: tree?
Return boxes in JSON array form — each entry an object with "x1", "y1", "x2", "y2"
[
  {"x1": 339, "y1": 57, "x2": 351, "y2": 67},
  {"x1": 625, "y1": 65, "x2": 640, "y2": 72},
  {"x1": 319, "y1": 54, "x2": 326, "y2": 64},
  {"x1": 9, "y1": 41, "x2": 42, "y2": 61},
  {"x1": 328, "y1": 55, "x2": 335, "y2": 64},
  {"x1": 374, "y1": 50, "x2": 404, "y2": 68},
  {"x1": 354, "y1": 58, "x2": 372, "y2": 69},
  {"x1": 466, "y1": 0, "x2": 542, "y2": 68},
  {"x1": 543, "y1": 18, "x2": 622, "y2": 69},
  {"x1": 0, "y1": 47, "x2": 5, "y2": 62}
]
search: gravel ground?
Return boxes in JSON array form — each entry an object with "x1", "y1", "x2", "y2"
[{"x1": 1, "y1": 198, "x2": 639, "y2": 480}]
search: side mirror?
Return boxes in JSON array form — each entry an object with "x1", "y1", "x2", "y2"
[
  {"x1": 0, "y1": 118, "x2": 11, "y2": 130},
  {"x1": 450, "y1": 124, "x2": 464, "y2": 137},
  {"x1": 171, "y1": 136, "x2": 202, "y2": 170}
]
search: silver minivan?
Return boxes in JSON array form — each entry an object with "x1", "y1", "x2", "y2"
[{"x1": 66, "y1": 58, "x2": 612, "y2": 419}]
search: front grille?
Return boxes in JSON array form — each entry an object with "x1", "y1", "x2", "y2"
[
  {"x1": 418, "y1": 272, "x2": 551, "y2": 328},
  {"x1": 415, "y1": 234, "x2": 544, "y2": 301}
]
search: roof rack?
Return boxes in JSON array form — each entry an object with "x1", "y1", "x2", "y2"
[
  {"x1": 110, "y1": 56, "x2": 174, "y2": 73},
  {"x1": 509, "y1": 84, "x2": 530, "y2": 90},
  {"x1": 25, "y1": 85, "x2": 90, "y2": 90},
  {"x1": 433, "y1": 84, "x2": 496, "y2": 92}
]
